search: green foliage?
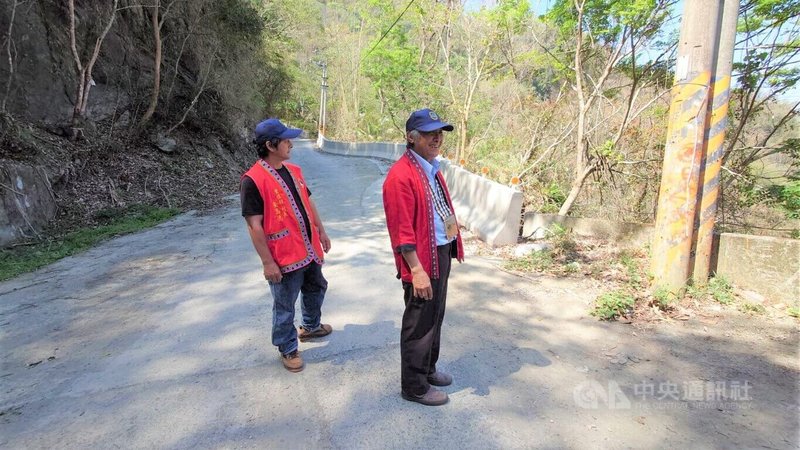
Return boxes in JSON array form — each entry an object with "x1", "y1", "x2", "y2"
[
  {"x1": 725, "y1": 0, "x2": 800, "y2": 228},
  {"x1": 709, "y1": 276, "x2": 735, "y2": 305},
  {"x1": 739, "y1": 302, "x2": 766, "y2": 314},
  {"x1": 548, "y1": 224, "x2": 578, "y2": 255},
  {"x1": 778, "y1": 180, "x2": 800, "y2": 218},
  {"x1": 707, "y1": 276, "x2": 734, "y2": 304},
  {"x1": 591, "y1": 290, "x2": 635, "y2": 320},
  {"x1": 596, "y1": 140, "x2": 624, "y2": 163},
  {"x1": 0, "y1": 205, "x2": 179, "y2": 281},
  {"x1": 787, "y1": 306, "x2": 800, "y2": 318},
  {"x1": 487, "y1": 0, "x2": 531, "y2": 33},
  {"x1": 541, "y1": 183, "x2": 566, "y2": 213},
  {"x1": 652, "y1": 287, "x2": 677, "y2": 310},
  {"x1": 504, "y1": 249, "x2": 554, "y2": 271},
  {"x1": 360, "y1": 4, "x2": 443, "y2": 127},
  {"x1": 544, "y1": 0, "x2": 666, "y2": 43},
  {"x1": 686, "y1": 276, "x2": 735, "y2": 305},
  {"x1": 618, "y1": 250, "x2": 642, "y2": 288}
]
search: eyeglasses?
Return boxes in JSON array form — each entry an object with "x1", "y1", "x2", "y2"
[{"x1": 419, "y1": 129, "x2": 444, "y2": 137}]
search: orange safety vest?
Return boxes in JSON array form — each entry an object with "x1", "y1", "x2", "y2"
[{"x1": 243, "y1": 160, "x2": 324, "y2": 273}]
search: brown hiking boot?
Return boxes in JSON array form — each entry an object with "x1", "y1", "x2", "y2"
[
  {"x1": 298, "y1": 324, "x2": 332, "y2": 342},
  {"x1": 281, "y1": 350, "x2": 304, "y2": 372},
  {"x1": 401, "y1": 387, "x2": 449, "y2": 406}
]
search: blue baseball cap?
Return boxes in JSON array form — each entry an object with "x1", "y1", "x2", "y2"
[
  {"x1": 254, "y1": 118, "x2": 303, "y2": 142},
  {"x1": 405, "y1": 108, "x2": 454, "y2": 132}
]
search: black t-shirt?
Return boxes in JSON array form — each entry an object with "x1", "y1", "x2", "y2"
[{"x1": 241, "y1": 165, "x2": 313, "y2": 238}]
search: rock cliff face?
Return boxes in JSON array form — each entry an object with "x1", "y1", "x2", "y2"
[{"x1": 0, "y1": 1, "x2": 263, "y2": 246}]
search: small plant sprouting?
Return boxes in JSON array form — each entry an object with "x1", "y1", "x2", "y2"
[
  {"x1": 504, "y1": 249, "x2": 553, "y2": 272},
  {"x1": 708, "y1": 276, "x2": 734, "y2": 305},
  {"x1": 686, "y1": 276, "x2": 735, "y2": 305},
  {"x1": 652, "y1": 287, "x2": 677, "y2": 311},
  {"x1": 739, "y1": 302, "x2": 766, "y2": 315},
  {"x1": 591, "y1": 290, "x2": 635, "y2": 320}
]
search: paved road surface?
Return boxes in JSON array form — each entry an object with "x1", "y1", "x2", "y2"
[{"x1": 1, "y1": 141, "x2": 797, "y2": 449}]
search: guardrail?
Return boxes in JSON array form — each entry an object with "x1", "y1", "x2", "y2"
[
  {"x1": 318, "y1": 136, "x2": 798, "y2": 305},
  {"x1": 317, "y1": 136, "x2": 522, "y2": 246}
]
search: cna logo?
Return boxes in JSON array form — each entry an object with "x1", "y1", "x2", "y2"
[
  {"x1": 573, "y1": 379, "x2": 632, "y2": 409},
  {"x1": 429, "y1": 111, "x2": 439, "y2": 120}
]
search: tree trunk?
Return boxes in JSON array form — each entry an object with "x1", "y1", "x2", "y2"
[
  {"x1": 558, "y1": 162, "x2": 595, "y2": 216},
  {"x1": 2, "y1": 0, "x2": 19, "y2": 112},
  {"x1": 68, "y1": 0, "x2": 119, "y2": 138},
  {"x1": 140, "y1": 0, "x2": 162, "y2": 126}
]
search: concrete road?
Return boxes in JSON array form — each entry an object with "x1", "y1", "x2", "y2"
[{"x1": 1, "y1": 141, "x2": 798, "y2": 449}]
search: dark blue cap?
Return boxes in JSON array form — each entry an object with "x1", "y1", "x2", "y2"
[
  {"x1": 405, "y1": 108, "x2": 454, "y2": 132},
  {"x1": 255, "y1": 118, "x2": 303, "y2": 142}
]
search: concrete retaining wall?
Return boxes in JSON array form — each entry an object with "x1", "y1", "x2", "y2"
[
  {"x1": 0, "y1": 160, "x2": 57, "y2": 247},
  {"x1": 523, "y1": 211, "x2": 799, "y2": 305},
  {"x1": 523, "y1": 212, "x2": 653, "y2": 247},
  {"x1": 318, "y1": 137, "x2": 522, "y2": 246},
  {"x1": 317, "y1": 137, "x2": 797, "y2": 304},
  {"x1": 716, "y1": 233, "x2": 799, "y2": 306}
]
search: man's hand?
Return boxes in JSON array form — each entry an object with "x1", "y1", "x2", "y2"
[
  {"x1": 411, "y1": 266, "x2": 433, "y2": 300},
  {"x1": 263, "y1": 260, "x2": 282, "y2": 283},
  {"x1": 319, "y1": 230, "x2": 331, "y2": 253}
]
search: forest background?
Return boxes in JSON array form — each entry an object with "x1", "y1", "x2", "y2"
[{"x1": 0, "y1": 0, "x2": 798, "y2": 251}]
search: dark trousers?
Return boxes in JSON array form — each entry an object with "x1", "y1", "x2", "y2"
[{"x1": 401, "y1": 244, "x2": 452, "y2": 396}]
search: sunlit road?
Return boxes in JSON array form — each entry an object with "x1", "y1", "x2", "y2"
[{"x1": 1, "y1": 141, "x2": 797, "y2": 449}]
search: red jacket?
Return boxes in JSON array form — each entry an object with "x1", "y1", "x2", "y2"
[
  {"x1": 243, "y1": 160, "x2": 324, "y2": 273},
  {"x1": 382, "y1": 149, "x2": 464, "y2": 282}
]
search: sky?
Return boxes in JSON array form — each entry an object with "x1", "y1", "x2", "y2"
[{"x1": 464, "y1": 0, "x2": 553, "y2": 15}]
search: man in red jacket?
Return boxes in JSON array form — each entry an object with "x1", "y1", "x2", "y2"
[
  {"x1": 241, "y1": 118, "x2": 332, "y2": 373},
  {"x1": 382, "y1": 108, "x2": 465, "y2": 406}
]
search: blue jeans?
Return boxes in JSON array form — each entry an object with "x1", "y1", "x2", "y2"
[{"x1": 268, "y1": 262, "x2": 328, "y2": 355}]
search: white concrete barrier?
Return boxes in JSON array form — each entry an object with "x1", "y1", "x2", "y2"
[
  {"x1": 521, "y1": 212, "x2": 799, "y2": 305},
  {"x1": 318, "y1": 137, "x2": 522, "y2": 246},
  {"x1": 317, "y1": 136, "x2": 406, "y2": 161}
]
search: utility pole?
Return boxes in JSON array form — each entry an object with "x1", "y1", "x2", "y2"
[
  {"x1": 650, "y1": 0, "x2": 724, "y2": 292},
  {"x1": 693, "y1": 0, "x2": 740, "y2": 282},
  {"x1": 315, "y1": 61, "x2": 328, "y2": 138}
]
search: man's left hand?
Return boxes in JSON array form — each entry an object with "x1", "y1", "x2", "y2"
[{"x1": 320, "y1": 231, "x2": 331, "y2": 253}]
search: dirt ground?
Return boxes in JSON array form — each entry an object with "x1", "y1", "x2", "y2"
[
  {"x1": 463, "y1": 231, "x2": 799, "y2": 448},
  {"x1": 1, "y1": 144, "x2": 798, "y2": 448}
]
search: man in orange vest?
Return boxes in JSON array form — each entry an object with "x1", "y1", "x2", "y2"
[
  {"x1": 241, "y1": 118, "x2": 332, "y2": 373},
  {"x1": 383, "y1": 108, "x2": 465, "y2": 405}
]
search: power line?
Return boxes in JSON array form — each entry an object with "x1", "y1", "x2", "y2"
[{"x1": 361, "y1": 0, "x2": 416, "y2": 63}]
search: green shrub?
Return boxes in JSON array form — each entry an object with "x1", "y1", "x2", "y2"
[
  {"x1": 540, "y1": 183, "x2": 566, "y2": 213},
  {"x1": 779, "y1": 180, "x2": 800, "y2": 219},
  {"x1": 708, "y1": 276, "x2": 734, "y2": 305},
  {"x1": 591, "y1": 290, "x2": 635, "y2": 320},
  {"x1": 619, "y1": 251, "x2": 642, "y2": 288},
  {"x1": 652, "y1": 287, "x2": 677, "y2": 310}
]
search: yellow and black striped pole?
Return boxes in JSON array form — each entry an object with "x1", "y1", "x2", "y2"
[
  {"x1": 651, "y1": 0, "x2": 723, "y2": 292},
  {"x1": 693, "y1": 0, "x2": 740, "y2": 283}
]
